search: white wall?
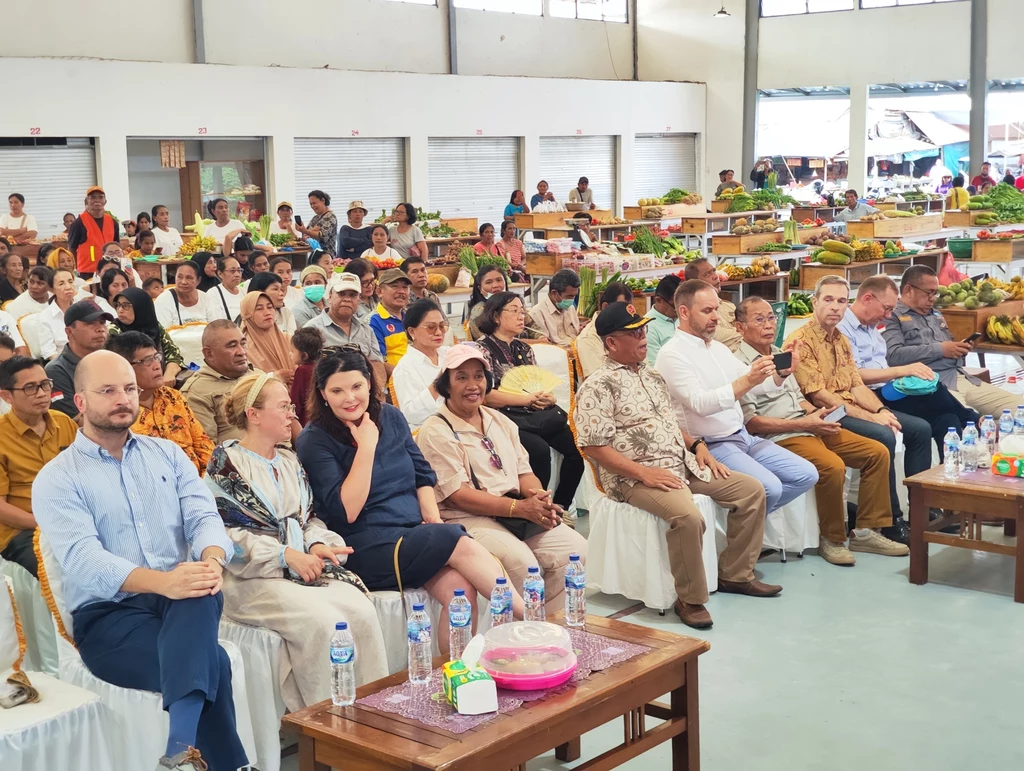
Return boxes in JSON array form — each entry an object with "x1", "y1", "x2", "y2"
[
  {"x1": 638, "y1": 0, "x2": 744, "y2": 196},
  {"x1": 0, "y1": 58, "x2": 705, "y2": 220},
  {"x1": 5, "y1": 0, "x2": 195, "y2": 62},
  {"x1": 758, "y1": 2, "x2": 971, "y2": 89},
  {"x1": 988, "y1": 0, "x2": 1020, "y2": 81}
]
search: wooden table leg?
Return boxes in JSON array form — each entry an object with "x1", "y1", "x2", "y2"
[
  {"x1": 909, "y1": 486, "x2": 928, "y2": 587},
  {"x1": 1005, "y1": 518, "x2": 1017, "y2": 538},
  {"x1": 671, "y1": 658, "x2": 700, "y2": 771},
  {"x1": 1015, "y1": 506, "x2": 1024, "y2": 603},
  {"x1": 298, "y1": 735, "x2": 329, "y2": 771},
  {"x1": 555, "y1": 736, "x2": 581, "y2": 762}
]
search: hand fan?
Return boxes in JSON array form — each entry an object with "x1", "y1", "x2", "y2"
[{"x1": 498, "y1": 365, "x2": 563, "y2": 395}]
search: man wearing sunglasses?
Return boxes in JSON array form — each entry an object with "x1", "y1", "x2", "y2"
[
  {"x1": 0, "y1": 355, "x2": 78, "y2": 576},
  {"x1": 884, "y1": 265, "x2": 1019, "y2": 418}
]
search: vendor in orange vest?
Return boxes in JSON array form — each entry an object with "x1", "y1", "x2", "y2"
[{"x1": 67, "y1": 186, "x2": 120, "y2": 279}]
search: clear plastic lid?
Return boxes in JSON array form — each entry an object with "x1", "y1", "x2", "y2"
[{"x1": 480, "y1": 621, "x2": 575, "y2": 677}]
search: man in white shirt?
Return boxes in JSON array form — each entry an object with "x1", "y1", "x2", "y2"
[
  {"x1": 4, "y1": 266, "x2": 51, "y2": 319},
  {"x1": 204, "y1": 256, "x2": 244, "y2": 323},
  {"x1": 0, "y1": 194, "x2": 38, "y2": 243},
  {"x1": 656, "y1": 279, "x2": 818, "y2": 514},
  {"x1": 833, "y1": 189, "x2": 880, "y2": 223}
]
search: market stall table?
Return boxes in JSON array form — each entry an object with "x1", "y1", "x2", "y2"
[
  {"x1": 906, "y1": 465, "x2": 1024, "y2": 602},
  {"x1": 677, "y1": 210, "x2": 788, "y2": 256},
  {"x1": 791, "y1": 205, "x2": 843, "y2": 223},
  {"x1": 282, "y1": 614, "x2": 709, "y2": 771},
  {"x1": 796, "y1": 249, "x2": 946, "y2": 291}
]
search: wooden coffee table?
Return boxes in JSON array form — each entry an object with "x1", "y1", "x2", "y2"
[
  {"x1": 905, "y1": 466, "x2": 1024, "y2": 601},
  {"x1": 283, "y1": 614, "x2": 709, "y2": 771}
]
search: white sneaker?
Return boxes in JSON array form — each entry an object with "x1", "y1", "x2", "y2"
[
  {"x1": 819, "y1": 539, "x2": 856, "y2": 566},
  {"x1": 849, "y1": 529, "x2": 909, "y2": 557}
]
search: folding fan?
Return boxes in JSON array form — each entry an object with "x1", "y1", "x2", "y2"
[{"x1": 497, "y1": 365, "x2": 563, "y2": 395}]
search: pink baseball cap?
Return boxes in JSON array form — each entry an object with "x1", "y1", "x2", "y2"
[{"x1": 441, "y1": 343, "x2": 490, "y2": 372}]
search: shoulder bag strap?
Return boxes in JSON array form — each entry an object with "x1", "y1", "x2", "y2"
[
  {"x1": 170, "y1": 288, "x2": 182, "y2": 325},
  {"x1": 434, "y1": 414, "x2": 484, "y2": 490},
  {"x1": 217, "y1": 286, "x2": 230, "y2": 319}
]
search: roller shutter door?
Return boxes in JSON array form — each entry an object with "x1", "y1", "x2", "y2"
[
  {"x1": 0, "y1": 143, "x2": 96, "y2": 238},
  {"x1": 294, "y1": 138, "x2": 406, "y2": 223},
  {"x1": 539, "y1": 136, "x2": 616, "y2": 210},
  {"x1": 633, "y1": 134, "x2": 698, "y2": 201},
  {"x1": 428, "y1": 137, "x2": 519, "y2": 226}
]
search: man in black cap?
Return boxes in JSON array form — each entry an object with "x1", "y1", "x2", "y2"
[
  {"x1": 45, "y1": 299, "x2": 113, "y2": 419},
  {"x1": 574, "y1": 302, "x2": 779, "y2": 630}
]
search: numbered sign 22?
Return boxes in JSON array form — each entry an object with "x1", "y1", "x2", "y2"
[{"x1": 29, "y1": 127, "x2": 40, "y2": 136}]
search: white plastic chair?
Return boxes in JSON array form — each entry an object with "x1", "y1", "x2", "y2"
[
  {"x1": 35, "y1": 533, "x2": 258, "y2": 771},
  {"x1": 1, "y1": 576, "x2": 116, "y2": 771},
  {"x1": 165, "y1": 322, "x2": 208, "y2": 370},
  {"x1": 15, "y1": 313, "x2": 45, "y2": 359}
]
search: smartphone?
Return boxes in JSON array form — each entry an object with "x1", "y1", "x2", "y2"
[
  {"x1": 823, "y1": 404, "x2": 847, "y2": 423},
  {"x1": 772, "y1": 351, "x2": 792, "y2": 371},
  {"x1": 963, "y1": 332, "x2": 982, "y2": 344},
  {"x1": 294, "y1": 215, "x2": 303, "y2": 227}
]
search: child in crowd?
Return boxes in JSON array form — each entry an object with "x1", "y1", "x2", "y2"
[
  {"x1": 290, "y1": 326, "x2": 323, "y2": 426},
  {"x1": 143, "y1": 276, "x2": 164, "y2": 300},
  {"x1": 359, "y1": 224, "x2": 404, "y2": 265},
  {"x1": 132, "y1": 230, "x2": 157, "y2": 257}
]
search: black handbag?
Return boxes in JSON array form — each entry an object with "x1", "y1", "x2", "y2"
[
  {"x1": 435, "y1": 415, "x2": 547, "y2": 541},
  {"x1": 499, "y1": 404, "x2": 569, "y2": 440}
]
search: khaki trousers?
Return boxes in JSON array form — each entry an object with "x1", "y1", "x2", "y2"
[
  {"x1": 777, "y1": 429, "x2": 891, "y2": 543},
  {"x1": 955, "y1": 373, "x2": 1020, "y2": 417},
  {"x1": 622, "y1": 470, "x2": 766, "y2": 605}
]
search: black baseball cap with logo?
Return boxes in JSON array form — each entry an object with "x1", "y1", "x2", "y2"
[
  {"x1": 64, "y1": 299, "x2": 115, "y2": 326},
  {"x1": 595, "y1": 301, "x2": 651, "y2": 337}
]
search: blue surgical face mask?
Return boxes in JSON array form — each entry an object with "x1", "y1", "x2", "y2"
[
  {"x1": 303, "y1": 285, "x2": 326, "y2": 303},
  {"x1": 556, "y1": 298, "x2": 575, "y2": 310},
  {"x1": 483, "y1": 292, "x2": 495, "y2": 300}
]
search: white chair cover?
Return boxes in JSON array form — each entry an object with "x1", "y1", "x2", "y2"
[
  {"x1": 36, "y1": 534, "x2": 258, "y2": 770},
  {"x1": 761, "y1": 496, "x2": 820, "y2": 556},
  {"x1": 218, "y1": 619, "x2": 287, "y2": 771},
  {"x1": 587, "y1": 493, "x2": 720, "y2": 611},
  {"x1": 15, "y1": 313, "x2": 45, "y2": 359},
  {"x1": 1, "y1": 577, "x2": 116, "y2": 771},
  {"x1": 165, "y1": 322, "x2": 208, "y2": 369},
  {"x1": 529, "y1": 343, "x2": 573, "y2": 412},
  {"x1": 1, "y1": 558, "x2": 58, "y2": 674}
]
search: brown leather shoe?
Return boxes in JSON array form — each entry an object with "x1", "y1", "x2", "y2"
[
  {"x1": 717, "y1": 579, "x2": 782, "y2": 597},
  {"x1": 674, "y1": 600, "x2": 713, "y2": 629}
]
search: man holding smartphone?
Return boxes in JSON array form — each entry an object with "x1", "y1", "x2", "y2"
[{"x1": 735, "y1": 297, "x2": 904, "y2": 565}]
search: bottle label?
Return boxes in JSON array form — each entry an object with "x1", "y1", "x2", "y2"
[
  {"x1": 408, "y1": 621, "x2": 431, "y2": 643},
  {"x1": 330, "y1": 646, "x2": 354, "y2": 665},
  {"x1": 565, "y1": 575, "x2": 586, "y2": 590},
  {"x1": 490, "y1": 597, "x2": 511, "y2": 615},
  {"x1": 449, "y1": 610, "x2": 471, "y2": 629},
  {"x1": 524, "y1": 584, "x2": 545, "y2": 605}
]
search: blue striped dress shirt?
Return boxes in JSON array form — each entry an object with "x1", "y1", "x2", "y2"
[{"x1": 32, "y1": 430, "x2": 234, "y2": 612}]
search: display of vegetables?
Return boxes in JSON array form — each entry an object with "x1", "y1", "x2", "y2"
[
  {"x1": 179, "y1": 236, "x2": 219, "y2": 255},
  {"x1": 787, "y1": 294, "x2": 813, "y2": 317},
  {"x1": 258, "y1": 214, "x2": 272, "y2": 241},
  {"x1": 426, "y1": 274, "x2": 451, "y2": 293},
  {"x1": 630, "y1": 227, "x2": 664, "y2": 258},
  {"x1": 268, "y1": 233, "x2": 294, "y2": 247},
  {"x1": 990, "y1": 183, "x2": 1024, "y2": 223},
  {"x1": 638, "y1": 188, "x2": 702, "y2": 207},
  {"x1": 751, "y1": 243, "x2": 793, "y2": 252},
  {"x1": 936, "y1": 278, "x2": 1003, "y2": 311},
  {"x1": 584, "y1": 269, "x2": 622, "y2": 318}
]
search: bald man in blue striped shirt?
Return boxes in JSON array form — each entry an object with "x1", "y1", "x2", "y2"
[{"x1": 33, "y1": 350, "x2": 247, "y2": 771}]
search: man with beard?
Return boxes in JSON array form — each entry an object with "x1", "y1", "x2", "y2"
[{"x1": 32, "y1": 350, "x2": 247, "y2": 771}]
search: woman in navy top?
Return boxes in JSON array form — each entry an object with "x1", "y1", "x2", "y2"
[{"x1": 296, "y1": 349, "x2": 524, "y2": 649}]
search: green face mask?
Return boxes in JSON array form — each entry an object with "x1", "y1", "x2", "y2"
[
  {"x1": 556, "y1": 298, "x2": 575, "y2": 310},
  {"x1": 303, "y1": 285, "x2": 326, "y2": 303}
]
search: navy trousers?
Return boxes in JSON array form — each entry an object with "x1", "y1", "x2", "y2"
[{"x1": 72, "y1": 592, "x2": 248, "y2": 771}]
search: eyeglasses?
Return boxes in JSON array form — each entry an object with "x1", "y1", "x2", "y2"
[
  {"x1": 89, "y1": 385, "x2": 140, "y2": 398},
  {"x1": 744, "y1": 315, "x2": 778, "y2": 327},
  {"x1": 8, "y1": 379, "x2": 52, "y2": 396},
  {"x1": 873, "y1": 297, "x2": 897, "y2": 314},
  {"x1": 114, "y1": 302, "x2": 134, "y2": 312},
  {"x1": 130, "y1": 352, "x2": 163, "y2": 367},
  {"x1": 908, "y1": 284, "x2": 938, "y2": 300},
  {"x1": 360, "y1": 278, "x2": 376, "y2": 288},
  {"x1": 612, "y1": 328, "x2": 647, "y2": 340},
  {"x1": 481, "y1": 436, "x2": 504, "y2": 471},
  {"x1": 502, "y1": 307, "x2": 526, "y2": 317},
  {"x1": 221, "y1": 267, "x2": 243, "y2": 275},
  {"x1": 417, "y1": 322, "x2": 450, "y2": 334}
]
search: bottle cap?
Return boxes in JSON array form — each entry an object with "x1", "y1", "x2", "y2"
[
  {"x1": 569, "y1": 554, "x2": 580, "y2": 561},
  {"x1": 336, "y1": 621, "x2": 348, "y2": 630},
  {"x1": 412, "y1": 603, "x2": 425, "y2": 611},
  {"x1": 527, "y1": 566, "x2": 540, "y2": 574},
  {"x1": 453, "y1": 588, "x2": 465, "y2": 597},
  {"x1": 496, "y1": 577, "x2": 507, "y2": 585},
  {"x1": 948, "y1": 427, "x2": 956, "y2": 431}
]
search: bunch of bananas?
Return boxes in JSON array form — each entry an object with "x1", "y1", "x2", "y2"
[
  {"x1": 179, "y1": 236, "x2": 219, "y2": 256},
  {"x1": 985, "y1": 315, "x2": 1024, "y2": 345},
  {"x1": 851, "y1": 239, "x2": 883, "y2": 262},
  {"x1": 984, "y1": 275, "x2": 1024, "y2": 300},
  {"x1": 721, "y1": 264, "x2": 747, "y2": 280}
]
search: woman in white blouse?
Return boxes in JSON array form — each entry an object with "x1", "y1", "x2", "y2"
[
  {"x1": 150, "y1": 204, "x2": 184, "y2": 257},
  {"x1": 203, "y1": 198, "x2": 249, "y2": 255},
  {"x1": 37, "y1": 269, "x2": 78, "y2": 359},
  {"x1": 390, "y1": 299, "x2": 450, "y2": 430},
  {"x1": 205, "y1": 255, "x2": 245, "y2": 323},
  {"x1": 154, "y1": 260, "x2": 209, "y2": 328}
]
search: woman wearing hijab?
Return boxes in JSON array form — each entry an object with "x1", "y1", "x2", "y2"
[
  {"x1": 193, "y1": 251, "x2": 221, "y2": 293},
  {"x1": 240, "y1": 290, "x2": 296, "y2": 385},
  {"x1": 108, "y1": 286, "x2": 186, "y2": 387},
  {"x1": 248, "y1": 271, "x2": 297, "y2": 335}
]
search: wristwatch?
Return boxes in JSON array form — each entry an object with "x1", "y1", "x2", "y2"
[{"x1": 689, "y1": 437, "x2": 708, "y2": 453}]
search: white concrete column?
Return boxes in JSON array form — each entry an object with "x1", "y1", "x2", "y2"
[
  {"x1": 408, "y1": 135, "x2": 430, "y2": 209},
  {"x1": 847, "y1": 83, "x2": 869, "y2": 195},
  {"x1": 618, "y1": 133, "x2": 634, "y2": 215},
  {"x1": 266, "y1": 135, "x2": 295, "y2": 211},
  {"x1": 94, "y1": 134, "x2": 130, "y2": 220}
]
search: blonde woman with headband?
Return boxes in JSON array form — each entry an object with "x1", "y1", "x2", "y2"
[{"x1": 206, "y1": 372, "x2": 388, "y2": 708}]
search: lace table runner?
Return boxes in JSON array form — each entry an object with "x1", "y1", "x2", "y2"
[{"x1": 355, "y1": 628, "x2": 651, "y2": 734}]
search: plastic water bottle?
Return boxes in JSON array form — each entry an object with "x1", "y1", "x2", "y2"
[
  {"x1": 979, "y1": 415, "x2": 995, "y2": 468},
  {"x1": 999, "y1": 409, "x2": 1014, "y2": 444},
  {"x1": 943, "y1": 428, "x2": 961, "y2": 480},
  {"x1": 407, "y1": 603, "x2": 432, "y2": 684},
  {"x1": 448, "y1": 589, "x2": 472, "y2": 662},
  {"x1": 330, "y1": 622, "x2": 356, "y2": 707},
  {"x1": 524, "y1": 566, "x2": 546, "y2": 622},
  {"x1": 490, "y1": 577, "x2": 512, "y2": 627},
  {"x1": 961, "y1": 422, "x2": 978, "y2": 472},
  {"x1": 564, "y1": 554, "x2": 587, "y2": 628},
  {"x1": 1014, "y1": 405, "x2": 1024, "y2": 436}
]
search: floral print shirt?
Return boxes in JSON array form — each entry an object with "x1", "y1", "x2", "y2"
[
  {"x1": 133, "y1": 386, "x2": 215, "y2": 475},
  {"x1": 309, "y1": 210, "x2": 339, "y2": 258},
  {"x1": 574, "y1": 359, "x2": 709, "y2": 501},
  {"x1": 788, "y1": 318, "x2": 864, "y2": 405}
]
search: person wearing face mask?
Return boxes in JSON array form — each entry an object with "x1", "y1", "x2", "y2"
[
  {"x1": 205, "y1": 256, "x2": 245, "y2": 323},
  {"x1": 155, "y1": 260, "x2": 209, "y2": 328},
  {"x1": 369, "y1": 269, "x2": 412, "y2": 370},
  {"x1": 291, "y1": 265, "x2": 329, "y2": 328},
  {"x1": 529, "y1": 269, "x2": 582, "y2": 347},
  {"x1": 248, "y1": 272, "x2": 297, "y2": 335}
]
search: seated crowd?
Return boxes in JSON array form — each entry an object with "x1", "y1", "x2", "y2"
[{"x1": 1, "y1": 189, "x2": 1008, "y2": 771}]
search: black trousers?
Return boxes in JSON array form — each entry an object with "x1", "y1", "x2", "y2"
[
  {"x1": 1, "y1": 529, "x2": 37, "y2": 578},
  {"x1": 517, "y1": 426, "x2": 585, "y2": 510}
]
